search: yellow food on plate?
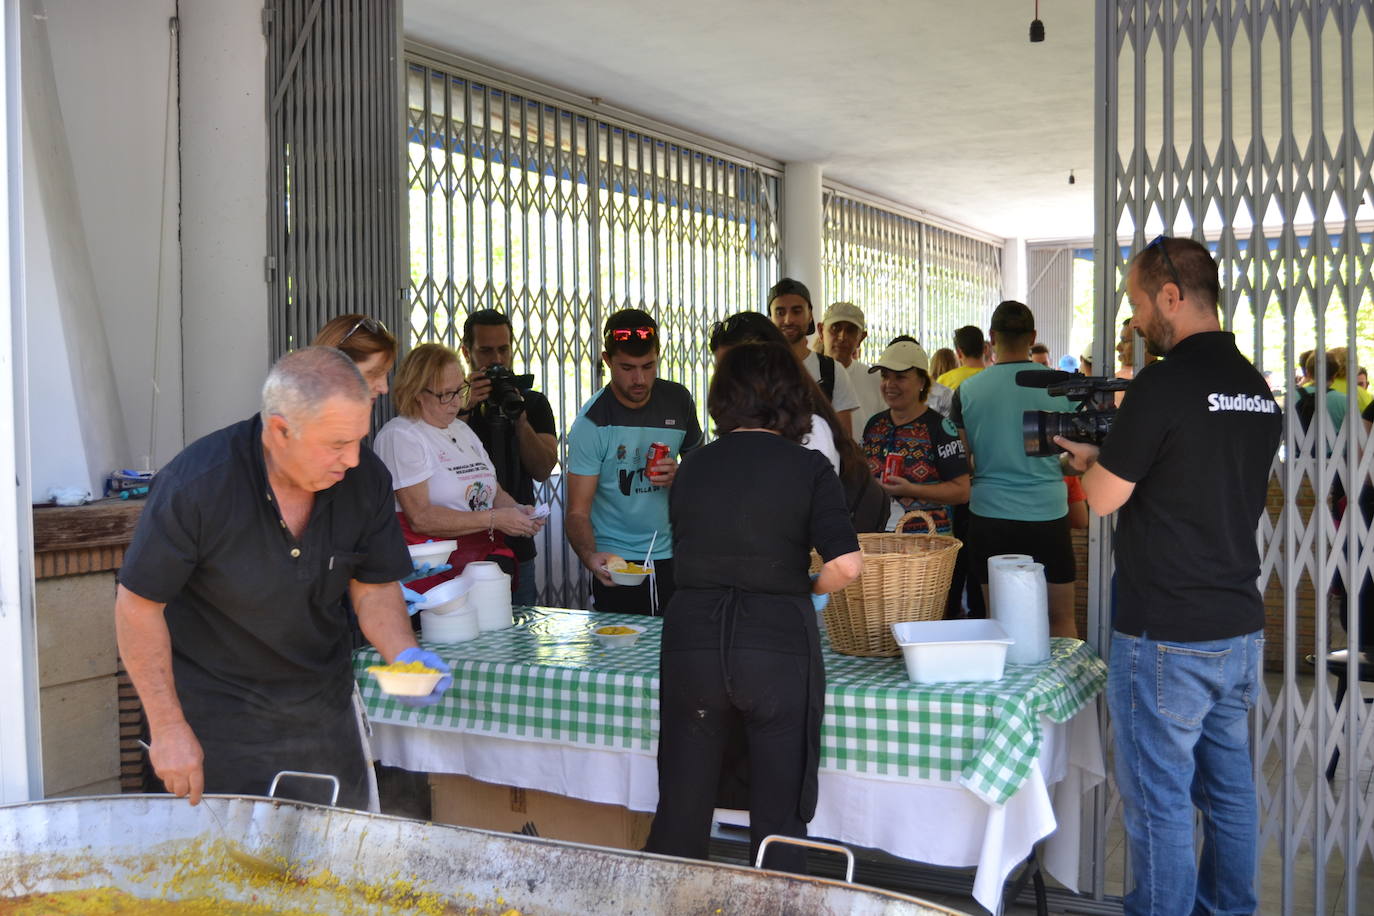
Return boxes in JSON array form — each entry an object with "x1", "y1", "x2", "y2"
[
  {"x1": 618, "y1": 563, "x2": 649, "y2": 574},
  {"x1": 369, "y1": 660, "x2": 438, "y2": 675},
  {"x1": 596, "y1": 626, "x2": 638, "y2": 635}
]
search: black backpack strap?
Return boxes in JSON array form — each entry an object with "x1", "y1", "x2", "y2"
[
  {"x1": 1295, "y1": 386, "x2": 1317, "y2": 431},
  {"x1": 818, "y1": 354, "x2": 836, "y2": 401}
]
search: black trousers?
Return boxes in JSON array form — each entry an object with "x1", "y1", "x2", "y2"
[
  {"x1": 646, "y1": 646, "x2": 812, "y2": 874},
  {"x1": 946, "y1": 503, "x2": 985, "y2": 618},
  {"x1": 592, "y1": 557, "x2": 676, "y2": 615}
]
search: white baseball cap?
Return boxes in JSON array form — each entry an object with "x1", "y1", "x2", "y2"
[
  {"x1": 819, "y1": 301, "x2": 867, "y2": 332},
  {"x1": 868, "y1": 340, "x2": 930, "y2": 373}
]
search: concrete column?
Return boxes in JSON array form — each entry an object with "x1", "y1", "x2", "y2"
[
  {"x1": 1002, "y1": 236, "x2": 1028, "y2": 303},
  {"x1": 781, "y1": 162, "x2": 824, "y2": 294},
  {"x1": 2, "y1": 0, "x2": 42, "y2": 804},
  {"x1": 180, "y1": 0, "x2": 269, "y2": 441}
]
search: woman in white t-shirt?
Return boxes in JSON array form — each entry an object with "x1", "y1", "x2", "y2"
[{"x1": 374, "y1": 343, "x2": 545, "y2": 592}]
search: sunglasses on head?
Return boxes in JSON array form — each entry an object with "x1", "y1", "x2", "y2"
[
  {"x1": 1146, "y1": 235, "x2": 1185, "y2": 300},
  {"x1": 709, "y1": 314, "x2": 749, "y2": 338},
  {"x1": 608, "y1": 326, "x2": 656, "y2": 342},
  {"x1": 339, "y1": 316, "x2": 389, "y2": 344}
]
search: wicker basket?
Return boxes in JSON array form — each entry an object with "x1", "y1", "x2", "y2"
[{"x1": 816, "y1": 510, "x2": 963, "y2": 658}]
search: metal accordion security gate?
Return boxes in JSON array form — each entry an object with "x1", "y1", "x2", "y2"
[
  {"x1": 264, "y1": 0, "x2": 406, "y2": 360},
  {"x1": 403, "y1": 51, "x2": 782, "y2": 608},
  {"x1": 1094, "y1": 1, "x2": 1373, "y2": 912},
  {"x1": 820, "y1": 189, "x2": 1003, "y2": 355}
]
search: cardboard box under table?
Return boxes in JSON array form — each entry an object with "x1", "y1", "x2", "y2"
[{"x1": 354, "y1": 607, "x2": 1107, "y2": 913}]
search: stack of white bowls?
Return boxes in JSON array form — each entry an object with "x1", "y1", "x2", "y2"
[
  {"x1": 464, "y1": 561, "x2": 514, "y2": 631},
  {"x1": 415, "y1": 576, "x2": 478, "y2": 644}
]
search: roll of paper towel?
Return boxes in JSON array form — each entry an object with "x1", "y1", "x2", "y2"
[
  {"x1": 986, "y1": 554, "x2": 1032, "y2": 619},
  {"x1": 989, "y1": 560, "x2": 1051, "y2": 665}
]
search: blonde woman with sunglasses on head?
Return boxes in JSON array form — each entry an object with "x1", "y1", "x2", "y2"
[{"x1": 374, "y1": 343, "x2": 545, "y2": 593}]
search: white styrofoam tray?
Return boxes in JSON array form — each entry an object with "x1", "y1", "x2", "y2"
[{"x1": 890, "y1": 618, "x2": 1015, "y2": 684}]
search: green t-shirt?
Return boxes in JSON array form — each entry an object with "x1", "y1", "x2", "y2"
[
  {"x1": 565, "y1": 381, "x2": 702, "y2": 559},
  {"x1": 950, "y1": 362, "x2": 1075, "y2": 521}
]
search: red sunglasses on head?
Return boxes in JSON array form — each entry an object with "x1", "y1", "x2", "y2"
[{"x1": 609, "y1": 326, "x2": 656, "y2": 342}]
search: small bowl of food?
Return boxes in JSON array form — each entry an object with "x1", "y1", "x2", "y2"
[
  {"x1": 606, "y1": 558, "x2": 653, "y2": 586},
  {"x1": 408, "y1": 539, "x2": 457, "y2": 567},
  {"x1": 592, "y1": 624, "x2": 646, "y2": 648},
  {"x1": 367, "y1": 660, "x2": 444, "y2": 697}
]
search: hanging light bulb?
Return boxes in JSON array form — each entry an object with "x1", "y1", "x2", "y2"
[{"x1": 1030, "y1": 0, "x2": 1045, "y2": 42}]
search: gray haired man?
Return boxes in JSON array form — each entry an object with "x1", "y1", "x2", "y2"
[{"x1": 116, "y1": 347, "x2": 449, "y2": 810}]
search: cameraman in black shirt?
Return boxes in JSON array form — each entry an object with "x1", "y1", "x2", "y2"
[
  {"x1": 458, "y1": 310, "x2": 559, "y2": 605},
  {"x1": 1058, "y1": 237, "x2": 1280, "y2": 916}
]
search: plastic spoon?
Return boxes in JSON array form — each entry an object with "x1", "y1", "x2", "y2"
[{"x1": 642, "y1": 531, "x2": 657, "y2": 570}]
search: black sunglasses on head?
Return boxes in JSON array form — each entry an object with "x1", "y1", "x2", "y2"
[
  {"x1": 1146, "y1": 235, "x2": 1185, "y2": 300},
  {"x1": 339, "y1": 316, "x2": 389, "y2": 344}
]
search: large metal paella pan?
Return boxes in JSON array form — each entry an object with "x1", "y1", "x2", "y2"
[{"x1": 0, "y1": 795, "x2": 963, "y2": 915}]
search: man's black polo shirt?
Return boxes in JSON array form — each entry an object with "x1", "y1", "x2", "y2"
[
  {"x1": 119, "y1": 415, "x2": 412, "y2": 741},
  {"x1": 1098, "y1": 331, "x2": 1281, "y2": 641},
  {"x1": 464, "y1": 388, "x2": 557, "y2": 562}
]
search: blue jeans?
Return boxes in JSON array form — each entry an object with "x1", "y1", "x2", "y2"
[
  {"x1": 1108, "y1": 629, "x2": 1264, "y2": 916},
  {"x1": 513, "y1": 557, "x2": 538, "y2": 607}
]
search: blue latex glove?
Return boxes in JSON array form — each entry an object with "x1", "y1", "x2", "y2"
[
  {"x1": 401, "y1": 561, "x2": 452, "y2": 584},
  {"x1": 809, "y1": 573, "x2": 829, "y2": 613},
  {"x1": 392, "y1": 647, "x2": 452, "y2": 708},
  {"x1": 401, "y1": 586, "x2": 424, "y2": 617}
]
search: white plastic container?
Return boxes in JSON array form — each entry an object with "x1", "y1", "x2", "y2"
[
  {"x1": 890, "y1": 618, "x2": 1015, "y2": 684},
  {"x1": 407, "y1": 539, "x2": 458, "y2": 566},
  {"x1": 367, "y1": 665, "x2": 444, "y2": 697},
  {"x1": 591, "y1": 623, "x2": 646, "y2": 648},
  {"x1": 464, "y1": 561, "x2": 514, "y2": 631},
  {"x1": 415, "y1": 576, "x2": 471, "y2": 616},
  {"x1": 420, "y1": 605, "x2": 479, "y2": 644}
]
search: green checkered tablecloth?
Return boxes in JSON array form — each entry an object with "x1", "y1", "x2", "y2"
[{"x1": 354, "y1": 607, "x2": 1106, "y2": 806}]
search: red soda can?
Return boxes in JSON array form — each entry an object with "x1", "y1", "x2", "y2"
[
  {"x1": 884, "y1": 453, "x2": 904, "y2": 483},
  {"x1": 645, "y1": 441, "x2": 671, "y2": 477}
]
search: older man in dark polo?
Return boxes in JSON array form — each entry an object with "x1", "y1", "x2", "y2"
[{"x1": 115, "y1": 347, "x2": 449, "y2": 810}]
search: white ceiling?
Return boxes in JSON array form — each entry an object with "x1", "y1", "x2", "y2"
[{"x1": 405, "y1": 0, "x2": 1097, "y2": 242}]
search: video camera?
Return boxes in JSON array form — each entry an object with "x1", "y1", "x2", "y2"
[
  {"x1": 1017, "y1": 370, "x2": 1129, "y2": 457},
  {"x1": 482, "y1": 364, "x2": 535, "y2": 421}
]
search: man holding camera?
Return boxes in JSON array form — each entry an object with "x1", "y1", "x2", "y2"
[
  {"x1": 1059, "y1": 237, "x2": 1280, "y2": 916},
  {"x1": 459, "y1": 309, "x2": 559, "y2": 606}
]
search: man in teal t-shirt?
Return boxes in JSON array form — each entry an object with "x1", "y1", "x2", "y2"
[
  {"x1": 949, "y1": 301, "x2": 1078, "y2": 638},
  {"x1": 565, "y1": 308, "x2": 702, "y2": 614}
]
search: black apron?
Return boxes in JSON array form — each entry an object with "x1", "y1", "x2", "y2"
[{"x1": 666, "y1": 586, "x2": 825, "y2": 822}]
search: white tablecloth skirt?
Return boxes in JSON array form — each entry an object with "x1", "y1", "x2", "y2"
[{"x1": 370, "y1": 705, "x2": 1104, "y2": 914}]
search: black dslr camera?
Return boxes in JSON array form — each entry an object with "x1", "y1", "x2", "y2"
[
  {"x1": 1018, "y1": 370, "x2": 1130, "y2": 457},
  {"x1": 482, "y1": 364, "x2": 535, "y2": 420}
]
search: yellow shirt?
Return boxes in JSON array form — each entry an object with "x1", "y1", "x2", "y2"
[
  {"x1": 1331, "y1": 377, "x2": 1373, "y2": 412},
  {"x1": 937, "y1": 366, "x2": 985, "y2": 390}
]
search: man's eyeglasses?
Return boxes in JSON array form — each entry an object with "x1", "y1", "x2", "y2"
[
  {"x1": 423, "y1": 387, "x2": 464, "y2": 404},
  {"x1": 1146, "y1": 235, "x2": 1185, "y2": 300},
  {"x1": 340, "y1": 316, "x2": 389, "y2": 344},
  {"x1": 608, "y1": 326, "x2": 656, "y2": 342}
]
